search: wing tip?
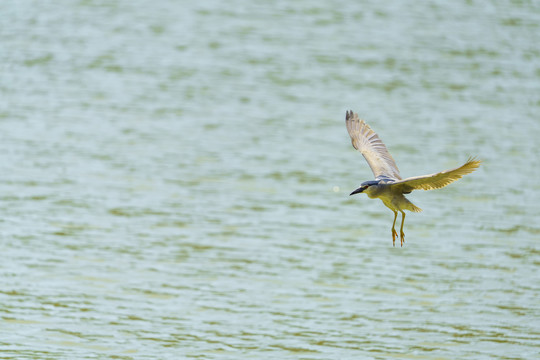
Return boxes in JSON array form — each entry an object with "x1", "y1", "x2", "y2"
[
  {"x1": 465, "y1": 156, "x2": 482, "y2": 170},
  {"x1": 345, "y1": 110, "x2": 366, "y2": 130},
  {"x1": 345, "y1": 109, "x2": 358, "y2": 122}
]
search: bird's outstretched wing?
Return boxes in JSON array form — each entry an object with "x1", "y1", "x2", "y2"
[
  {"x1": 390, "y1": 157, "x2": 481, "y2": 193},
  {"x1": 345, "y1": 110, "x2": 402, "y2": 180}
]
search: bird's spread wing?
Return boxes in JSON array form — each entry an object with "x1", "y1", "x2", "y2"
[
  {"x1": 389, "y1": 157, "x2": 481, "y2": 192},
  {"x1": 345, "y1": 110, "x2": 401, "y2": 180}
]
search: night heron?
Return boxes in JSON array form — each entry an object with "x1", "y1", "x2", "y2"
[{"x1": 345, "y1": 110, "x2": 481, "y2": 247}]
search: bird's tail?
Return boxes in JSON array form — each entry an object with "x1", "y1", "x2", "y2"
[{"x1": 403, "y1": 196, "x2": 423, "y2": 212}]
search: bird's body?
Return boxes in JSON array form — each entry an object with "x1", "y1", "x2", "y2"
[
  {"x1": 345, "y1": 110, "x2": 480, "y2": 246},
  {"x1": 363, "y1": 183, "x2": 422, "y2": 213}
]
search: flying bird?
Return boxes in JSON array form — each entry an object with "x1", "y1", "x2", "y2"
[{"x1": 345, "y1": 110, "x2": 481, "y2": 247}]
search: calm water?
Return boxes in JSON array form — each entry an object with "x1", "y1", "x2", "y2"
[{"x1": 1, "y1": 1, "x2": 539, "y2": 359}]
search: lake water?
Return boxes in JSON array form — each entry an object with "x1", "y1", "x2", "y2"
[{"x1": 1, "y1": 1, "x2": 539, "y2": 359}]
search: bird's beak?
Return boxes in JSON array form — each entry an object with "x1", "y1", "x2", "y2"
[{"x1": 350, "y1": 187, "x2": 364, "y2": 196}]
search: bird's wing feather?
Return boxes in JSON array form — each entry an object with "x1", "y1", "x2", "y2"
[
  {"x1": 390, "y1": 157, "x2": 481, "y2": 192},
  {"x1": 345, "y1": 110, "x2": 401, "y2": 180}
]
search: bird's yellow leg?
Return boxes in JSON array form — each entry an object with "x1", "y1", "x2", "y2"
[
  {"x1": 400, "y1": 211, "x2": 406, "y2": 247},
  {"x1": 391, "y1": 210, "x2": 398, "y2": 247}
]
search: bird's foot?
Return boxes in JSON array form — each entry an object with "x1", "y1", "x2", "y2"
[
  {"x1": 392, "y1": 229, "x2": 398, "y2": 247},
  {"x1": 400, "y1": 232, "x2": 405, "y2": 247}
]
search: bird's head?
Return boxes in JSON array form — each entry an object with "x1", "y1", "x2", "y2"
[{"x1": 350, "y1": 180, "x2": 379, "y2": 196}]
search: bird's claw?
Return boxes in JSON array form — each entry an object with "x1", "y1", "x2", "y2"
[
  {"x1": 392, "y1": 229, "x2": 399, "y2": 247},
  {"x1": 400, "y1": 232, "x2": 405, "y2": 247}
]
